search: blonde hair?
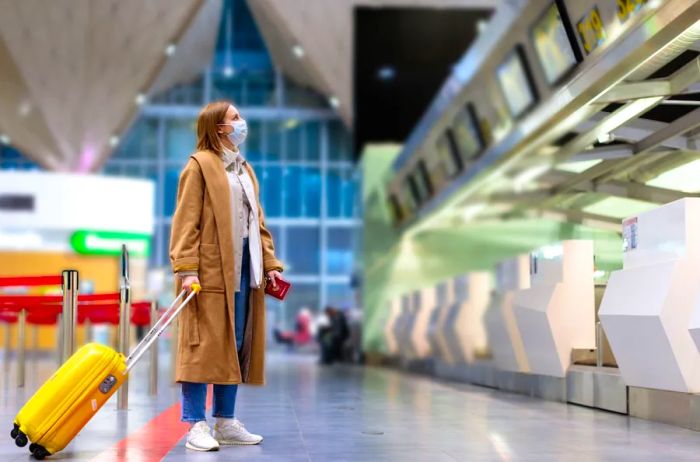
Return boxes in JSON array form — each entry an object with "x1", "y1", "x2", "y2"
[{"x1": 196, "y1": 100, "x2": 233, "y2": 154}]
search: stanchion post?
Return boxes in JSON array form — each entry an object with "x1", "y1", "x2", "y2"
[
  {"x1": 56, "y1": 313, "x2": 63, "y2": 367},
  {"x1": 117, "y1": 245, "x2": 131, "y2": 410},
  {"x1": 61, "y1": 270, "x2": 79, "y2": 363},
  {"x1": 149, "y1": 300, "x2": 158, "y2": 395},
  {"x1": 84, "y1": 318, "x2": 92, "y2": 344},
  {"x1": 171, "y1": 317, "x2": 178, "y2": 383},
  {"x1": 3, "y1": 322, "x2": 10, "y2": 372},
  {"x1": 17, "y1": 309, "x2": 26, "y2": 388},
  {"x1": 595, "y1": 321, "x2": 603, "y2": 368}
]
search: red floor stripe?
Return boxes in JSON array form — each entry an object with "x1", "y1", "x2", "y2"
[{"x1": 90, "y1": 387, "x2": 213, "y2": 462}]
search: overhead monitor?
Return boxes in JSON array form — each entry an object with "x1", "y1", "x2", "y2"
[
  {"x1": 496, "y1": 46, "x2": 538, "y2": 118},
  {"x1": 436, "y1": 130, "x2": 463, "y2": 179},
  {"x1": 531, "y1": 2, "x2": 579, "y2": 85},
  {"x1": 452, "y1": 104, "x2": 483, "y2": 160}
]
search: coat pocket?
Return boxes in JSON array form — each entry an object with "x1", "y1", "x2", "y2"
[{"x1": 198, "y1": 243, "x2": 225, "y2": 292}]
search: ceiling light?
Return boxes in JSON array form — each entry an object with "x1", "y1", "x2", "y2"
[
  {"x1": 135, "y1": 93, "x2": 147, "y2": 105},
  {"x1": 292, "y1": 45, "x2": 305, "y2": 58},
  {"x1": 477, "y1": 20, "x2": 489, "y2": 34},
  {"x1": 0, "y1": 134, "x2": 10, "y2": 145},
  {"x1": 328, "y1": 96, "x2": 340, "y2": 109},
  {"x1": 109, "y1": 136, "x2": 120, "y2": 147},
  {"x1": 165, "y1": 43, "x2": 177, "y2": 56},
  {"x1": 284, "y1": 118, "x2": 300, "y2": 130},
  {"x1": 223, "y1": 66, "x2": 235, "y2": 78},
  {"x1": 377, "y1": 66, "x2": 396, "y2": 81}
]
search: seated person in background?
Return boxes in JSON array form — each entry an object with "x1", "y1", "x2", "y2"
[{"x1": 273, "y1": 308, "x2": 313, "y2": 349}]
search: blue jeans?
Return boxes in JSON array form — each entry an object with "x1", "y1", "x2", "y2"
[{"x1": 181, "y1": 238, "x2": 251, "y2": 422}]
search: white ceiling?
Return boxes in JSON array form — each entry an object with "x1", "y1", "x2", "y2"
[
  {"x1": 247, "y1": 0, "x2": 499, "y2": 126},
  {"x1": 0, "y1": 0, "x2": 222, "y2": 171}
]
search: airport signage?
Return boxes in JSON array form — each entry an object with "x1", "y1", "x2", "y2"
[{"x1": 70, "y1": 230, "x2": 151, "y2": 257}]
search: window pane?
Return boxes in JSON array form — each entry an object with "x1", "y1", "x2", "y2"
[
  {"x1": 164, "y1": 167, "x2": 181, "y2": 217},
  {"x1": 284, "y1": 167, "x2": 302, "y2": 217},
  {"x1": 343, "y1": 178, "x2": 357, "y2": 218},
  {"x1": 286, "y1": 124, "x2": 302, "y2": 161},
  {"x1": 286, "y1": 227, "x2": 319, "y2": 274},
  {"x1": 327, "y1": 283, "x2": 353, "y2": 308},
  {"x1": 327, "y1": 228, "x2": 355, "y2": 275},
  {"x1": 244, "y1": 120, "x2": 262, "y2": 162},
  {"x1": 329, "y1": 120, "x2": 352, "y2": 161},
  {"x1": 261, "y1": 166, "x2": 282, "y2": 217},
  {"x1": 305, "y1": 122, "x2": 320, "y2": 161},
  {"x1": 265, "y1": 121, "x2": 282, "y2": 161},
  {"x1": 166, "y1": 120, "x2": 196, "y2": 162},
  {"x1": 327, "y1": 168, "x2": 343, "y2": 218},
  {"x1": 303, "y1": 167, "x2": 321, "y2": 218}
]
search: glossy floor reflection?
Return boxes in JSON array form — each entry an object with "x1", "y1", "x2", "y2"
[{"x1": 3, "y1": 350, "x2": 700, "y2": 461}]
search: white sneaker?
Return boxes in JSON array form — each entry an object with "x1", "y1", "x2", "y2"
[
  {"x1": 213, "y1": 418, "x2": 264, "y2": 445},
  {"x1": 185, "y1": 421, "x2": 220, "y2": 452}
]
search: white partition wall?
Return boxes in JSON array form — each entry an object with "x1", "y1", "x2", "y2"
[
  {"x1": 427, "y1": 281, "x2": 450, "y2": 358},
  {"x1": 393, "y1": 294, "x2": 413, "y2": 359},
  {"x1": 444, "y1": 272, "x2": 491, "y2": 363},
  {"x1": 409, "y1": 287, "x2": 438, "y2": 359},
  {"x1": 384, "y1": 298, "x2": 401, "y2": 356},
  {"x1": 600, "y1": 199, "x2": 700, "y2": 392},
  {"x1": 513, "y1": 240, "x2": 595, "y2": 378},
  {"x1": 484, "y1": 255, "x2": 531, "y2": 373}
]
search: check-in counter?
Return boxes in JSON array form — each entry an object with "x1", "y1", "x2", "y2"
[
  {"x1": 484, "y1": 255, "x2": 531, "y2": 373},
  {"x1": 513, "y1": 240, "x2": 595, "y2": 378},
  {"x1": 427, "y1": 280, "x2": 456, "y2": 363},
  {"x1": 443, "y1": 272, "x2": 491, "y2": 363},
  {"x1": 600, "y1": 199, "x2": 700, "y2": 392},
  {"x1": 409, "y1": 287, "x2": 438, "y2": 359},
  {"x1": 384, "y1": 297, "x2": 401, "y2": 356}
]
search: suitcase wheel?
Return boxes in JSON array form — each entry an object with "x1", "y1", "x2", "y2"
[
  {"x1": 10, "y1": 423, "x2": 19, "y2": 439},
  {"x1": 14, "y1": 430, "x2": 28, "y2": 447},
  {"x1": 31, "y1": 444, "x2": 50, "y2": 460}
]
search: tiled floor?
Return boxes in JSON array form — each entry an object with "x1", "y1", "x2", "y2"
[{"x1": 3, "y1": 350, "x2": 700, "y2": 461}]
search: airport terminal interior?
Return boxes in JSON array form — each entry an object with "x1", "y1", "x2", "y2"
[{"x1": 3, "y1": 0, "x2": 700, "y2": 460}]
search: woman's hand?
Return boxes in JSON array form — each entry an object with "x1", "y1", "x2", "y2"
[
  {"x1": 266, "y1": 270, "x2": 282, "y2": 289},
  {"x1": 182, "y1": 275, "x2": 200, "y2": 294}
]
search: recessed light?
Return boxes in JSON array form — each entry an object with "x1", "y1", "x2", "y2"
[
  {"x1": 109, "y1": 136, "x2": 119, "y2": 147},
  {"x1": 377, "y1": 66, "x2": 396, "y2": 81},
  {"x1": 165, "y1": 43, "x2": 177, "y2": 56},
  {"x1": 0, "y1": 134, "x2": 10, "y2": 145},
  {"x1": 135, "y1": 93, "x2": 147, "y2": 105},
  {"x1": 223, "y1": 66, "x2": 235, "y2": 78},
  {"x1": 328, "y1": 96, "x2": 340, "y2": 108},
  {"x1": 292, "y1": 45, "x2": 305, "y2": 58}
]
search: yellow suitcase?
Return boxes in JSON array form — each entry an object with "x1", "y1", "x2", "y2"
[{"x1": 10, "y1": 285, "x2": 200, "y2": 460}]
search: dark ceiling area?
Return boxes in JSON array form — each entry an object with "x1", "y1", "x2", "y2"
[{"x1": 353, "y1": 6, "x2": 493, "y2": 159}]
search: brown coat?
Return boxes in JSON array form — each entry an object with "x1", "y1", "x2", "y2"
[{"x1": 169, "y1": 150, "x2": 283, "y2": 385}]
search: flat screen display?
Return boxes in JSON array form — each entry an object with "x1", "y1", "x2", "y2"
[
  {"x1": 532, "y1": 3, "x2": 578, "y2": 85},
  {"x1": 496, "y1": 47, "x2": 537, "y2": 118},
  {"x1": 452, "y1": 105, "x2": 483, "y2": 160},
  {"x1": 436, "y1": 130, "x2": 462, "y2": 179}
]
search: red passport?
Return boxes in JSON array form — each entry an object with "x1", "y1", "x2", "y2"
[{"x1": 265, "y1": 276, "x2": 291, "y2": 300}]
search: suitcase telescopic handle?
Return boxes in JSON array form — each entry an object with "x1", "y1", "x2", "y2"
[{"x1": 125, "y1": 284, "x2": 201, "y2": 373}]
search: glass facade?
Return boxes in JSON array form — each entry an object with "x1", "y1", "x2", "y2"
[{"x1": 0, "y1": 0, "x2": 361, "y2": 328}]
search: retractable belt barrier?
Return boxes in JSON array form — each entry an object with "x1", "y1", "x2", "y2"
[{"x1": 1, "y1": 263, "x2": 166, "y2": 399}]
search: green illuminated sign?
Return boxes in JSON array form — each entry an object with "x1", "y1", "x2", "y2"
[{"x1": 70, "y1": 230, "x2": 151, "y2": 257}]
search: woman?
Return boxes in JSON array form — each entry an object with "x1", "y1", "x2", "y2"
[{"x1": 169, "y1": 100, "x2": 283, "y2": 452}]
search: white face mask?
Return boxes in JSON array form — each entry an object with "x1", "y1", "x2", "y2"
[{"x1": 224, "y1": 119, "x2": 248, "y2": 146}]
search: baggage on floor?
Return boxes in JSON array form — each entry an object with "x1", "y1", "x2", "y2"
[{"x1": 10, "y1": 284, "x2": 201, "y2": 460}]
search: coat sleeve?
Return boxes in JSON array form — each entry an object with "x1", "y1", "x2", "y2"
[
  {"x1": 169, "y1": 159, "x2": 204, "y2": 274},
  {"x1": 248, "y1": 165, "x2": 284, "y2": 273}
]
